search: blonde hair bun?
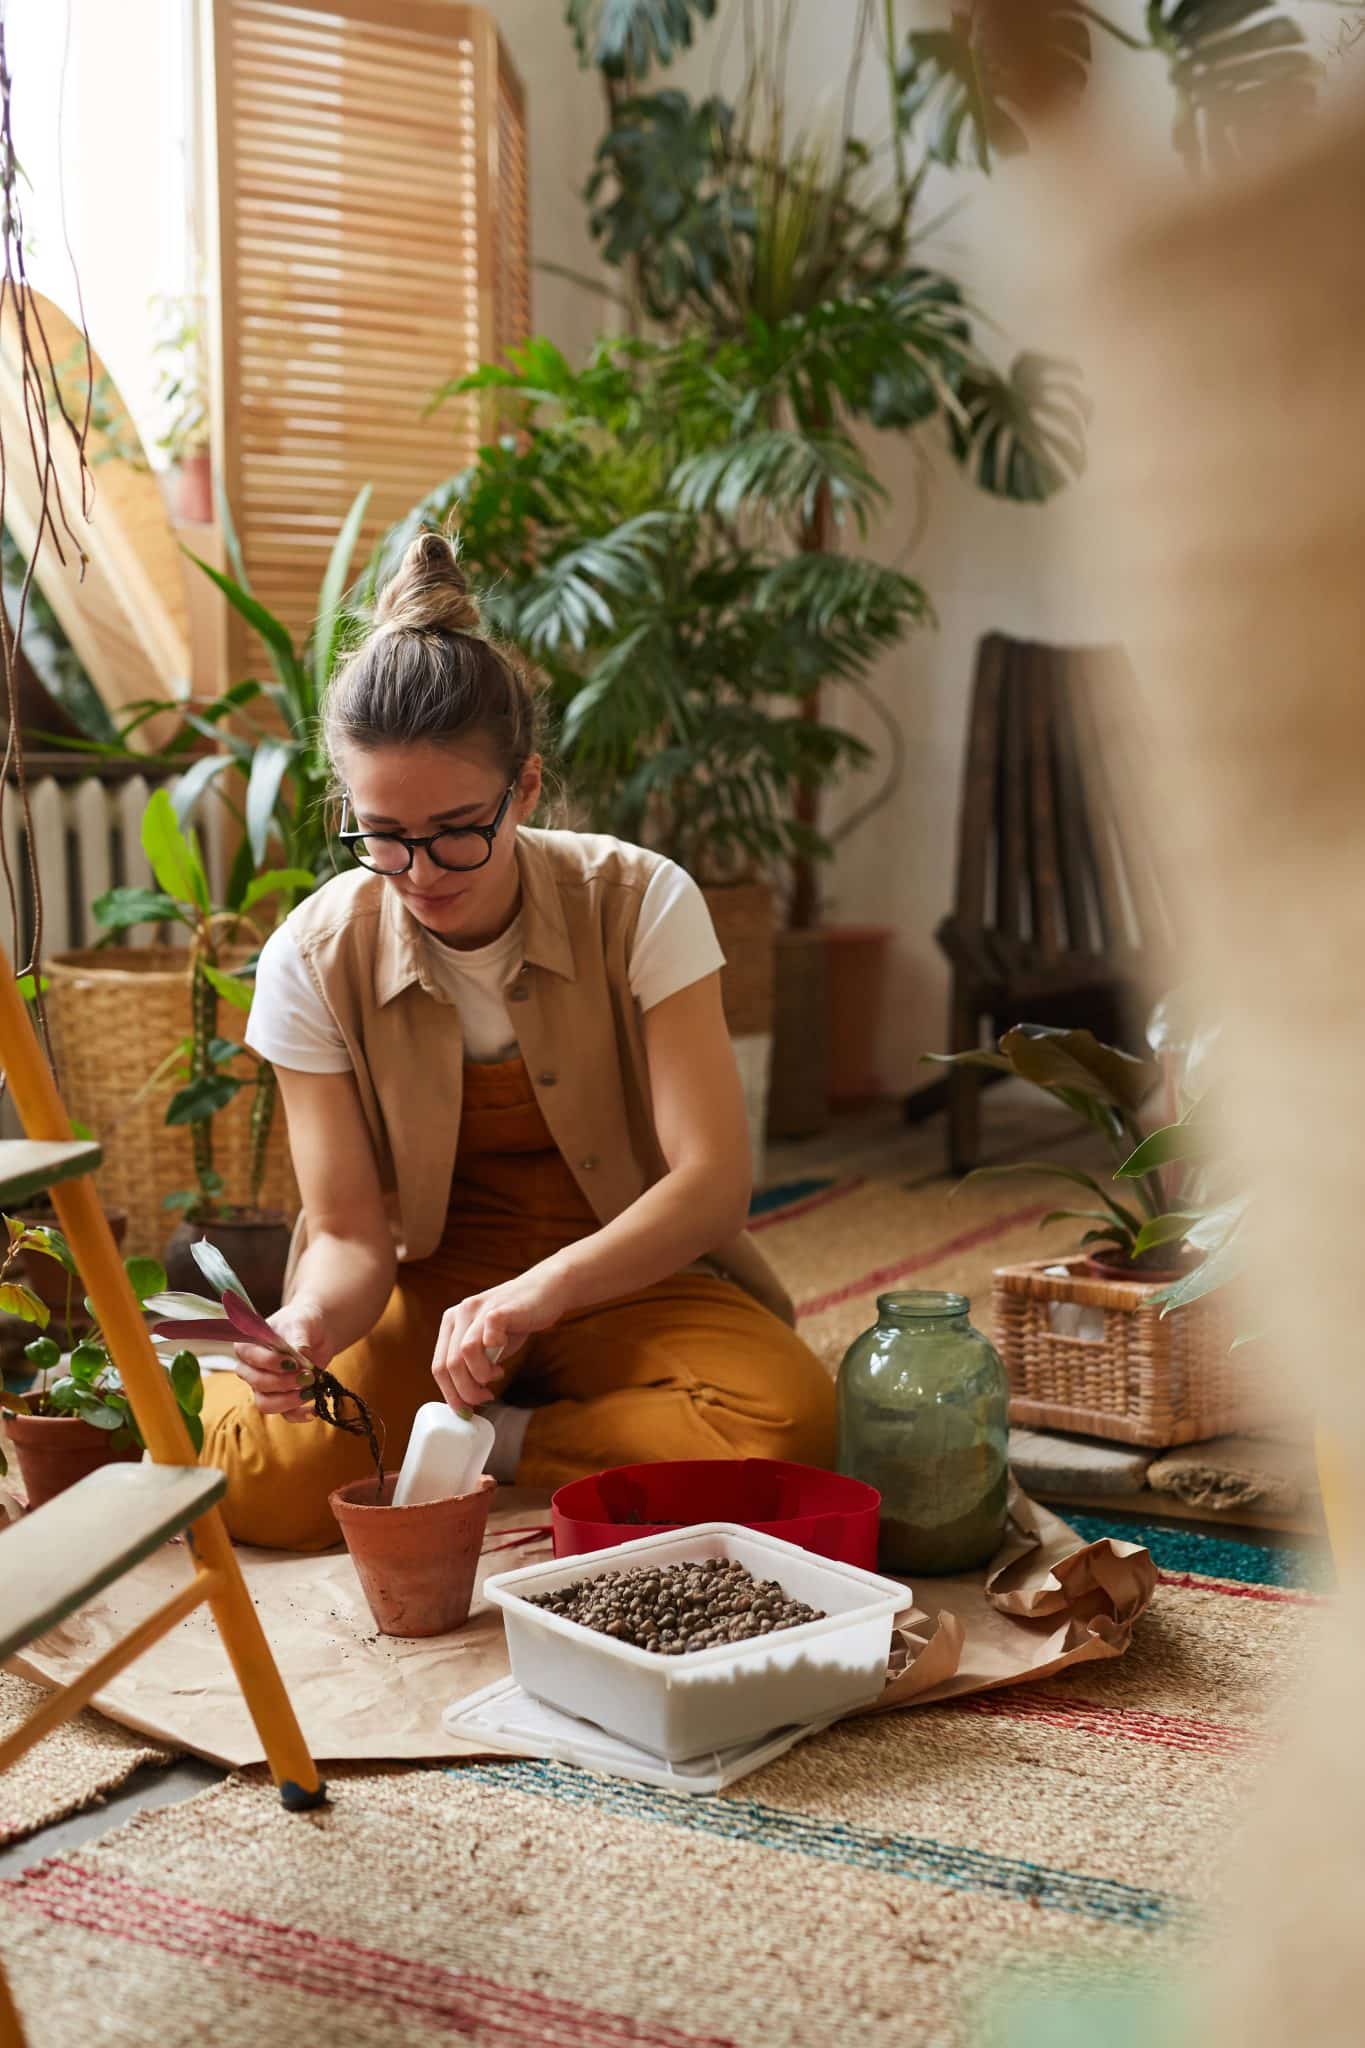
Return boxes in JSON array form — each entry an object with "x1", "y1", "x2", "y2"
[{"x1": 375, "y1": 530, "x2": 481, "y2": 637}]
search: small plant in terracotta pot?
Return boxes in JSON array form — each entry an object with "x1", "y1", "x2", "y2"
[
  {"x1": 0, "y1": 1221, "x2": 205, "y2": 1509},
  {"x1": 328, "y1": 1470, "x2": 497, "y2": 1639},
  {"x1": 93, "y1": 789, "x2": 310, "y2": 1315},
  {"x1": 148, "y1": 1243, "x2": 493, "y2": 1634}
]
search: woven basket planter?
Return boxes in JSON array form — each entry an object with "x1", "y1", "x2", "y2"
[
  {"x1": 991, "y1": 1255, "x2": 1278, "y2": 1449},
  {"x1": 42, "y1": 948, "x2": 299, "y2": 1258}
]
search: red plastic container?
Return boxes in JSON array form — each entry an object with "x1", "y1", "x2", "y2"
[{"x1": 551, "y1": 1459, "x2": 882, "y2": 1569}]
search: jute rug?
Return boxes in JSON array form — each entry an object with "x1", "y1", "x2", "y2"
[
  {"x1": 0, "y1": 1673, "x2": 173, "y2": 1847},
  {"x1": 755, "y1": 1162, "x2": 1084, "y2": 1371},
  {"x1": 0, "y1": 1518, "x2": 1327, "y2": 2048}
]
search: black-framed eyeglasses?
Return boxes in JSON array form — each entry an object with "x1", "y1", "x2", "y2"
[{"x1": 339, "y1": 785, "x2": 516, "y2": 875}]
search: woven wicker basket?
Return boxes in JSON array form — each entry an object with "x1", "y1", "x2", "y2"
[
  {"x1": 992, "y1": 1255, "x2": 1277, "y2": 1448},
  {"x1": 42, "y1": 949, "x2": 299, "y2": 1258}
]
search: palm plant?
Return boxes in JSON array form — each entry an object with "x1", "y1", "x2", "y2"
[
  {"x1": 555, "y1": 0, "x2": 1090, "y2": 923},
  {"x1": 374, "y1": 330, "x2": 931, "y2": 882}
]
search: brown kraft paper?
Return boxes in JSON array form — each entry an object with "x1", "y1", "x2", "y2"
[{"x1": 8, "y1": 1481, "x2": 1155, "y2": 1767}]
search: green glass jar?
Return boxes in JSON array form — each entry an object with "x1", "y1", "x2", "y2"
[{"x1": 835, "y1": 1290, "x2": 1009, "y2": 1576}]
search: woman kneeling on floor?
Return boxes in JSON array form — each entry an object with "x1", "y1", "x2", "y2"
[{"x1": 202, "y1": 531, "x2": 835, "y2": 1549}]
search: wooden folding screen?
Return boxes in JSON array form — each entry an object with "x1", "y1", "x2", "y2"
[{"x1": 204, "y1": 0, "x2": 530, "y2": 674}]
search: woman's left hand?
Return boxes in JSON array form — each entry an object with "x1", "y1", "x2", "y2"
[{"x1": 431, "y1": 1260, "x2": 572, "y2": 1410}]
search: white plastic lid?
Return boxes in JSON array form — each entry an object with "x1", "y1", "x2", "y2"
[{"x1": 442, "y1": 1676, "x2": 836, "y2": 1794}]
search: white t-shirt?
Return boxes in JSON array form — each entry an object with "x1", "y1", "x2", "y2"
[{"x1": 244, "y1": 856, "x2": 726, "y2": 1071}]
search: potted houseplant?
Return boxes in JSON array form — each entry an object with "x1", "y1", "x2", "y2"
[
  {"x1": 152, "y1": 293, "x2": 212, "y2": 524},
  {"x1": 379, "y1": 333, "x2": 926, "y2": 1154},
  {"x1": 150, "y1": 1242, "x2": 494, "y2": 1634},
  {"x1": 33, "y1": 493, "x2": 370, "y2": 1259},
  {"x1": 0, "y1": 1222, "x2": 205, "y2": 1509},
  {"x1": 91, "y1": 788, "x2": 310, "y2": 1310},
  {"x1": 927, "y1": 1022, "x2": 1214, "y2": 1281}
]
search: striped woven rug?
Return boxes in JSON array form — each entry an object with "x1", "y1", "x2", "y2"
[
  {"x1": 0, "y1": 1519, "x2": 1328, "y2": 2048},
  {"x1": 752, "y1": 1168, "x2": 1074, "y2": 1369}
]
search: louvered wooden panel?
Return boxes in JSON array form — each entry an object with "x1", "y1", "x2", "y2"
[{"x1": 208, "y1": 0, "x2": 530, "y2": 668}]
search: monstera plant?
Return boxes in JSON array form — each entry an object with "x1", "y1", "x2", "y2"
[{"x1": 898, "y1": 1, "x2": 1327, "y2": 177}]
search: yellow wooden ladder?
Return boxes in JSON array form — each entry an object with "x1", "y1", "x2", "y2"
[{"x1": 0, "y1": 947, "x2": 325, "y2": 2048}]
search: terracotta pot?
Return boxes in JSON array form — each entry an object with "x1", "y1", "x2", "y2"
[
  {"x1": 172, "y1": 449, "x2": 213, "y2": 524},
  {"x1": 823, "y1": 924, "x2": 893, "y2": 1107},
  {"x1": 5, "y1": 1410, "x2": 140, "y2": 1510},
  {"x1": 14, "y1": 1204, "x2": 128, "y2": 1328},
  {"x1": 1082, "y1": 1247, "x2": 1197, "y2": 1286},
  {"x1": 163, "y1": 1213, "x2": 292, "y2": 1316},
  {"x1": 329, "y1": 1472, "x2": 496, "y2": 1637}
]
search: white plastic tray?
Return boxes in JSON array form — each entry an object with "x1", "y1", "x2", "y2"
[
  {"x1": 483, "y1": 1521, "x2": 911, "y2": 1763},
  {"x1": 443, "y1": 1675, "x2": 838, "y2": 1793}
]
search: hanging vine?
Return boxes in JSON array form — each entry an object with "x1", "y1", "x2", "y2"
[{"x1": 0, "y1": 12, "x2": 97, "y2": 1066}]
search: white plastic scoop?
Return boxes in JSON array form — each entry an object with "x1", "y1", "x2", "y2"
[{"x1": 394, "y1": 1402, "x2": 496, "y2": 1507}]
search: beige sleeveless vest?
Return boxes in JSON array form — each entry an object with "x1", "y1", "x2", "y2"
[{"x1": 281, "y1": 827, "x2": 794, "y2": 1324}]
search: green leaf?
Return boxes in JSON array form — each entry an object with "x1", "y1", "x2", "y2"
[
  {"x1": 12, "y1": 1222, "x2": 76, "y2": 1274},
  {"x1": 124, "y1": 1256, "x2": 167, "y2": 1304},
  {"x1": 22, "y1": 1335, "x2": 61, "y2": 1370},
  {"x1": 1117, "y1": 1121, "x2": 1217, "y2": 1178},
  {"x1": 179, "y1": 1409, "x2": 204, "y2": 1456},
  {"x1": 245, "y1": 737, "x2": 294, "y2": 865},
  {"x1": 166, "y1": 1075, "x2": 241, "y2": 1124},
  {"x1": 922, "y1": 1049, "x2": 1014, "y2": 1075},
  {"x1": 241, "y1": 867, "x2": 315, "y2": 913},
  {"x1": 92, "y1": 885, "x2": 182, "y2": 933},
  {"x1": 140, "y1": 787, "x2": 209, "y2": 913},
  {"x1": 1131, "y1": 1213, "x2": 1199, "y2": 1256},
  {"x1": 948, "y1": 353, "x2": 1090, "y2": 504},
  {"x1": 998, "y1": 1025, "x2": 1157, "y2": 1115},
  {"x1": 957, "y1": 1161, "x2": 1143, "y2": 1238},
  {"x1": 1151, "y1": 1237, "x2": 1250, "y2": 1316},
  {"x1": 81, "y1": 1399, "x2": 127, "y2": 1432},
  {"x1": 17, "y1": 972, "x2": 49, "y2": 1001},
  {"x1": 201, "y1": 962, "x2": 255, "y2": 1013},
  {"x1": 170, "y1": 1349, "x2": 205, "y2": 1416},
  {"x1": 189, "y1": 1236, "x2": 253, "y2": 1307},
  {"x1": 185, "y1": 551, "x2": 305, "y2": 705},
  {"x1": 312, "y1": 483, "x2": 372, "y2": 703},
  {"x1": 69, "y1": 1341, "x2": 106, "y2": 1384},
  {"x1": 171, "y1": 752, "x2": 233, "y2": 828},
  {"x1": 0, "y1": 1282, "x2": 48, "y2": 1327},
  {"x1": 567, "y1": 0, "x2": 718, "y2": 79},
  {"x1": 1146, "y1": 0, "x2": 1319, "y2": 176},
  {"x1": 898, "y1": 9, "x2": 1092, "y2": 172}
]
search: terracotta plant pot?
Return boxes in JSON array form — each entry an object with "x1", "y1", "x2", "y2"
[
  {"x1": 14, "y1": 1204, "x2": 128, "y2": 1329},
  {"x1": 329, "y1": 1472, "x2": 496, "y2": 1638},
  {"x1": 1082, "y1": 1247, "x2": 1198, "y2": 1286},
  {"x1": 5, "y1": 1410, "x2": 140, "y2": 1510},
  {"x1": 163, "y1": 1213, "x2": 292, "y2": 1316},
  {"x1": 824, "y1": 924, "x2": 893, "y2": 1107},
  {"x1": 172, "y1": 449, "x2": 213, "y2": 524}
]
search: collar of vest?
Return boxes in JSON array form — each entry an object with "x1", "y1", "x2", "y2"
[{"x1": 372, "y1": 828, "x2": 577, "y2": 1006}]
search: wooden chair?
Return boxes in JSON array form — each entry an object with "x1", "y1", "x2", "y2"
[
  {"x1": 0, "y1": 947, "x2": 325, "y2": 2048},
  {"x1": 935, "y1": 633, "x2": 1174, "y2": 1172}
]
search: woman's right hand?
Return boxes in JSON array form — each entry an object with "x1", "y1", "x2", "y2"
[{"x1": 232, "y1": 1299, "x2": 333, "y2": 1425}]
